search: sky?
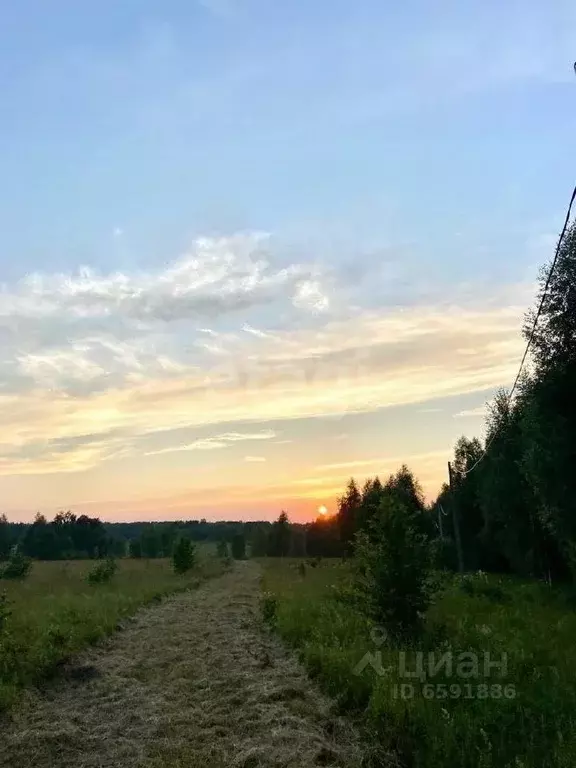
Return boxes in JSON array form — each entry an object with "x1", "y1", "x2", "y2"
[{"x1": 0, "y1": 0, "x2": 575, "y2": 522}]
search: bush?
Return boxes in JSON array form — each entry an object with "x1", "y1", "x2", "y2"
[
  {"x1": 86, "y1": 557, "x2": 117, "y2": 585},
  {"x1": 353, "y1": 495, "x2": 436, "y2": 638},
  {"x1": 0, "y1": 551, "x2": 32, "y2": 581},
  {"x1": 172, "y1": 537, "x2": 195, "y2": 574}
]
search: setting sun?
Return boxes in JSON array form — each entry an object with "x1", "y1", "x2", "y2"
[{"x1": 317, "y1": 505, "x2": 328, "y2": 517}]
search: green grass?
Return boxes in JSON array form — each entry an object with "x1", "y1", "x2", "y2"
[
  {"x1": 0, "y1": 551, "x2": 225, "y2": 712},
  {"x1": 261, "y1": 558, "x2": 576, "y2": 768}
]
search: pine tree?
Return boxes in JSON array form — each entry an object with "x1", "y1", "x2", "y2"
[
  {"x1": 358, "y1": 477, "x2": 384, "y2": 538},
  {"x1": 172, "y1": 537, "x2": 195, "y2": 574},
  {"x1": 353, "y1": 495, "x2": 435, "y2": 638}
]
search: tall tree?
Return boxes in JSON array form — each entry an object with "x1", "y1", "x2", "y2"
[
  {"x1": 478, "y1": 388, "x2": 549, "y2": 575},
  {"x1": 336, "y1": 478, "x2": 361, "y2": 551},
  {"x1": 519, "y1": 223, "x2": 576, "y2": 577},
  {"x1": 384, "y1": 464, "x2": 426, "y2": 515},
  {"x1": 358, "y1": 477, "x2": 384, "y2": 538}
]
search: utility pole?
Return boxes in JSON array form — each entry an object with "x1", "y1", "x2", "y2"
[
  {"x1": 448, "y1": 461, "x2": 464, "y2": 573},
  {"x1": 437, "y1": 504, "x2": 444, "y2": 539}
]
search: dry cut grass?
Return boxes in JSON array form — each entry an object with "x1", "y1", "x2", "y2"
[
  {"x1": 1, "y1": 561, "x2": 364, "y2": 768},
  {"x1": 0, "y1": 554, "x2": 223, "y2": 712}
]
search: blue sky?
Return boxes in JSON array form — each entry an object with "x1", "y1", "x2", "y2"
[{"x1": 0, "y1": 1, "x2": 574, "y2": 520}]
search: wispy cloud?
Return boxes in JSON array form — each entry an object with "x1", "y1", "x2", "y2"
[
  {"x1": 144, "y1": 430, "x2": 276, "y2": 457},
  {"x1": 242, "y1": 324, "x2": 275, "y2": 339},
  {"x1": 454, "y1": 405, "x2": 487, "y2": 418}
]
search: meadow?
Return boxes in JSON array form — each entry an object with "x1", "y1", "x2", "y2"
[
  {"x1": 0, "y1": 552, "x2": 224, "y2": 712},
  {"x1": 262, "y1": 558, "x2": 576, "y2": 768}
]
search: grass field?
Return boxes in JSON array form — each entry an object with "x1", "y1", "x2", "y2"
[
  {"x1": 0, "y1": 551, "x2": 225, "y2": 712},
  {"x1": 262, "y1": 558, "x2": 576, "y2": 768}
]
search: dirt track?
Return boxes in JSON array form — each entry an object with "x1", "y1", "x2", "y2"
[{"x1": 0, "y1": 561, "x2": 363, "y2": 768}]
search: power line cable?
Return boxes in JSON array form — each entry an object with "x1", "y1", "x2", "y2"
[{"x1": 460, "y1": 183, "x2": 576, "y2": 478}]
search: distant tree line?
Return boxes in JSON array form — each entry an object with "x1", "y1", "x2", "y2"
[
  {"x1": 0, "y1": 512, "x2": 121, "y2": 560},
  {"x1": 0, "y1": 515, "x2": 268, "y2": 561}
]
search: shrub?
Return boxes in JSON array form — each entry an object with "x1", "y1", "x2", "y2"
[
  {"x1": 0, "y1": 551, "x2": 32, "y2": 580},
  {"x1": 353, "y1": 495, "x2": 436, "y2": 638},
  {"x1": 86, "y1": 557, "x2": 117, "y2": 585},
  {"x1": 172, "y1": 537, "x2": 195, "y2": 574}
]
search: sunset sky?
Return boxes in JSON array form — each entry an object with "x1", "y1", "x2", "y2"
[{"x1": 0, "y1": 1, "x2": 575, "y2": 522}]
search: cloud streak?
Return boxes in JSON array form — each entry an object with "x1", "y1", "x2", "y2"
[{"x1": 144, "y1": 430, "x2": 276, "y2": 456}]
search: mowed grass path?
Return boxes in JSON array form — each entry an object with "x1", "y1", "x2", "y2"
[
  {"x1": 0, "y1": 553, "x2": 223, "y2": 711},
  {"x1": 1, "y1": 561, "x2": 364, "y2": 768},
  {"x1": 262, "y1": 558, "x2": 576, "y2": 768}
]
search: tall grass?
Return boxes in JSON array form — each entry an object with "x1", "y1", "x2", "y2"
[
  {"x1": 262, "y1": 558, "x2": 576, "y2": 767},
  {"x1": 0, "y1": 552, "x2": 224, "y2": 712}
]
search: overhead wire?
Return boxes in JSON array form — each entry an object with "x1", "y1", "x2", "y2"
[{"x1": 460, "y1": 184, "x2": 576, "y2": 478}]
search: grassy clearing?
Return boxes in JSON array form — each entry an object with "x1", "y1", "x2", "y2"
[
  {"x1": 262, "y1": 558, "x2": 576, "y2": 768},
  {"x1": 1, "y1": 562, "x2": 364, "y2": 768},
  {"x1": 0, "y1": 551, "x2": 225, "y2": 712}
]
